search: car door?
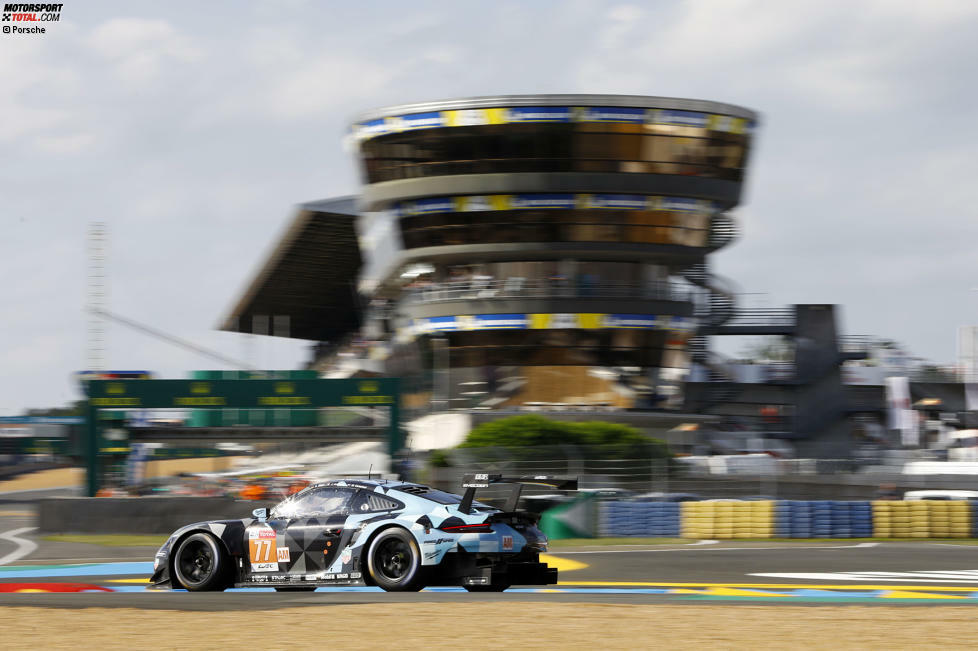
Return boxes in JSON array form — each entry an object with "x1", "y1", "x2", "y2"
[{"x1": 246, "y1": 486, "x2": 354, "y2": 580}]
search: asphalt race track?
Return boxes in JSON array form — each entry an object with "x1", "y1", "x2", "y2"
[{"x1": 4, "y1": 507, "x2": 978, "y2": 609}]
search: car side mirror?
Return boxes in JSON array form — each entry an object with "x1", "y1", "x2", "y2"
[{"x1": 252, "y1": 507, "x2": 268, "y2": 522}]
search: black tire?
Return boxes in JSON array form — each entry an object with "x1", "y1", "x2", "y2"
[
  {"x1": 464, "y1": 583, "x2": 511, "y2": 592},
  {"x1": 366, "y1": 528, "x2": 426, "y2": 592},
  {"x1": 172, "y1": 532, "x2": 231, "y2": 592},
  {"x1": 274, "y1": 587, "x2": 317, "y2": 592}
]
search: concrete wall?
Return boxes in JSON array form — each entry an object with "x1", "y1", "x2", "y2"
[{"x1": 37, "y1": 497, "x2": 275, "y2": 534}]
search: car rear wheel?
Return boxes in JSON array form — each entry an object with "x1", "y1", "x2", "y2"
[
  {"x1": 172, "y1": 532, "x2": 231, "y2": 592},
  {"x1": 366, "y1": 528, "x2": 425, "y2": 592},
  {"x1": 464, "y1": 583, "x2": 511, "y2": 592}
]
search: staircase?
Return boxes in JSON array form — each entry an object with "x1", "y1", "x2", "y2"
[{"x1": 708, "y1": 212, "x2": 739, "y2": 250}]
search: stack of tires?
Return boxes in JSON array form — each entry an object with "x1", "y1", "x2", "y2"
[
  {"x1": 648, "y1": 502, "x2": 681, "y2": 537},
  {"x1": 598, "y1": 502, "x2": 682, "y2": 537},
  {"x1": 812, "y1": 501, "x2": 834, "y2": 537},
  {"x1": 679, "y1": 501, "x2": 775, "y2": 539},
  {"x1": 681, "y1": 501, "x2": 714, "y2": 539},
  {"x1": 851, "y1": 502, "x2": 874, "y2": 537},
  {"x1": 774, "y1": 501, "x2": 792, "y2": 537},
  {"x1": 746, "y1": 501, "x2": 774, "y2": 538},
  {"x1": 599, "y1": 501, "x2": 644, "y2": 537},
  {"x1": 929, "y1": 500, "x2": 970, "y2": 538},
  {"x1": 709, "y1": 501, "x2": 730, "y2": 539},
  {"x1": 909, "y1": 501, "x2": 931, "y2": 538},
  {"x1": 872, "y1": 500, "x2": 894, "y2": 537},
  {"x1": 789, "y1": 501, "x2": 813, "y2": 538},
  {"x1": 929, "y1": 501, "x2": 952, "y2": 538},
  {"x1": 829, "y1": 501, "x2": 852, "y2": 538},
  {"x1": 873, "y1": 501, "x2": 914, "y2": 537},
  {"x1": 604, "y1": 499, "x2": 975, "y2": 539}
]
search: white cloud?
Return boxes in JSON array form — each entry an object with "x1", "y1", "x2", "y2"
[
  {"x1": 263, "y1": 55, "x2": 392, "y2": 119},
  {"x1": 33, "y1": 131, "x2": 98, "y2": 154},
  {"x1": 87, "y1": 18, "x2": 202, "y2": 86}
]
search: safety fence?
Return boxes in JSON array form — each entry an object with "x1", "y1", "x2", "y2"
[{"x1": 599, "y1": 500, "x2": 978, "y2": 539}]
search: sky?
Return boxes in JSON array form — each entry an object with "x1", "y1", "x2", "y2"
[{"x1": 2, "y1": 0, "x2": 978, "y2": 415}]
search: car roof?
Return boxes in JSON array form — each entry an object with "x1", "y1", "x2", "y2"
[{"x1": 306, "y1": 478, "x2": 415, "y2": 491}]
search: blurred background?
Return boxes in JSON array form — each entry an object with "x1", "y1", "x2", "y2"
[{"x1": 3, "y1": 1, "x2": 978, "y2": 538}]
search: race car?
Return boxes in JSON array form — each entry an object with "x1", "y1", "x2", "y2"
[{"x1": 149, "y1": 473, "x2": 575, "y2": 592}]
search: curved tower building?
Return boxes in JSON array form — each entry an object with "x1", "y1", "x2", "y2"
[{"x1": 348, "y1": 94, "x2": 758, "y2": 410}]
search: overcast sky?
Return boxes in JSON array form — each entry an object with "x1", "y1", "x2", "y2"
[{"x1": 3, "y1": 0, "x2": 978, "y2": 415}]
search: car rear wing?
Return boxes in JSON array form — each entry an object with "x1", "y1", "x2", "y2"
[{"x1": 458, "y1": 473, "x2": 578, "y2": 514}]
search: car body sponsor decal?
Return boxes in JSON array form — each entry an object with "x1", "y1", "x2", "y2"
[
  {"x1": 423, "y1": 538, "x2": 454, "y2": 546},
  {"x1": 248, "y1": 526, "x2": 277, "y2": 570},
  {"x1": 503, "y1": 536, "x2": 514, "y2": 551}
]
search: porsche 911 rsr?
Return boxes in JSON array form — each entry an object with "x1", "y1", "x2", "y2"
[{"x1": 149, "y1": 474, "x2": 574, "y2": 592}]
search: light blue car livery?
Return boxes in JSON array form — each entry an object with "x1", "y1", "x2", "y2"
[{"x1": 150, "y1": 475, "x2": 573, "y2": 592}]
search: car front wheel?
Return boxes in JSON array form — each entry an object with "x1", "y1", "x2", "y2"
[
  {"x1": 172, "y1": 532, "x2": 231, "y2": 592},
  {"x1": 366, "y1": 528, "x2": 425, "y2": 592}
]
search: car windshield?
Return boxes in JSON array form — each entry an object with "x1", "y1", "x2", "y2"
[{"x1": 271, "y1": 486, "x2": 351, "y2": 518}]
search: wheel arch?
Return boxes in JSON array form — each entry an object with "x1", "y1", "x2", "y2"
[
  {"x1": 167, "y1": 528, "x2": 235, "y2": 589},
  {"x1": 357, "y1": 523, "x2": 420, "y2": 586}
]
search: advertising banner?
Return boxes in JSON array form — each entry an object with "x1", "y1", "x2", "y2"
[
  {"x1": 353, "y1": 106, "x2": 756, "y2": 141},
  {"x1": 412, "y1": 313, "x2": 697, "y2": 335},
  {"x1": 395, "y1": 193, "x2": 716, "y2": 216}
]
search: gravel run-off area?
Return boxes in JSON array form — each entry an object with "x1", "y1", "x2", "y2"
[{"x1": 5, "y1": 603, "x2": 978, "y2": 650}]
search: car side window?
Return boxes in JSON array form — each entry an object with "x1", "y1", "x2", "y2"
[
  {"x1": 272, "y1": 487, "x2": 353, "y2": 518},
  {"x1": 350, "y1": 489, "x2": 403, "y2": 513}
]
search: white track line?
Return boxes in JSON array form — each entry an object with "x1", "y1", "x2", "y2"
[
  {"x1": 0, "y1": 527, "x2": 38, "y2": 565},
  {"x1": 557, "y1": 542, "x2": 879, "y2": 554}
]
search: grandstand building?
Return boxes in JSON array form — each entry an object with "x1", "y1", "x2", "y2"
[
  {"x1": 223, "y1": 94, "x2": 759, "y2": 422},
  {"x1": 222, "y1": 93, "x2": 978, "y2": 457}
]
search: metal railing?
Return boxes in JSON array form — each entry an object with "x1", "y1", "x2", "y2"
[
  {"x1": 722, "y1": 307, "x2": 796, "y2": 328},
  {"x1": 708, "y1": 213, "x2": 738, "y2": 249},
  {"x1": 402, "y1": 278, "x2": 692, "y2": 304},
  {"x1": 838, "y1": 335, "x2": 875, "y2": 354}
]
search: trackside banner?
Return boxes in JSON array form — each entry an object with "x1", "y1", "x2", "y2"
[{"x1": 352, "y1": 106, "x2": 755, "y2": 141}]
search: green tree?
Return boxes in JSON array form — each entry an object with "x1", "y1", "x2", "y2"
[
  {"x1": 458, "y1": 415, "x2": 670, "y2": 460},
  {"x1": 24, "y1": 400, "x2": 86, "y2": 418},
  {"x1": 738, "y1": 336, "x2": 794, "y2": 362}
]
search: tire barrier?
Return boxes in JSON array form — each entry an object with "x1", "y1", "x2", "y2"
[
  {"x1": 871, "y1": 500, "x2": 971, "y2": 538},
  {"x1": 599, "y1": 501, "x2": 680, "y2": 537},
  {"x1": 599, "y1": 500, "x2": 974, "y2": 539},
  {"x1": 680, "y1": 500, "x2": 774, "y2": 539}
]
